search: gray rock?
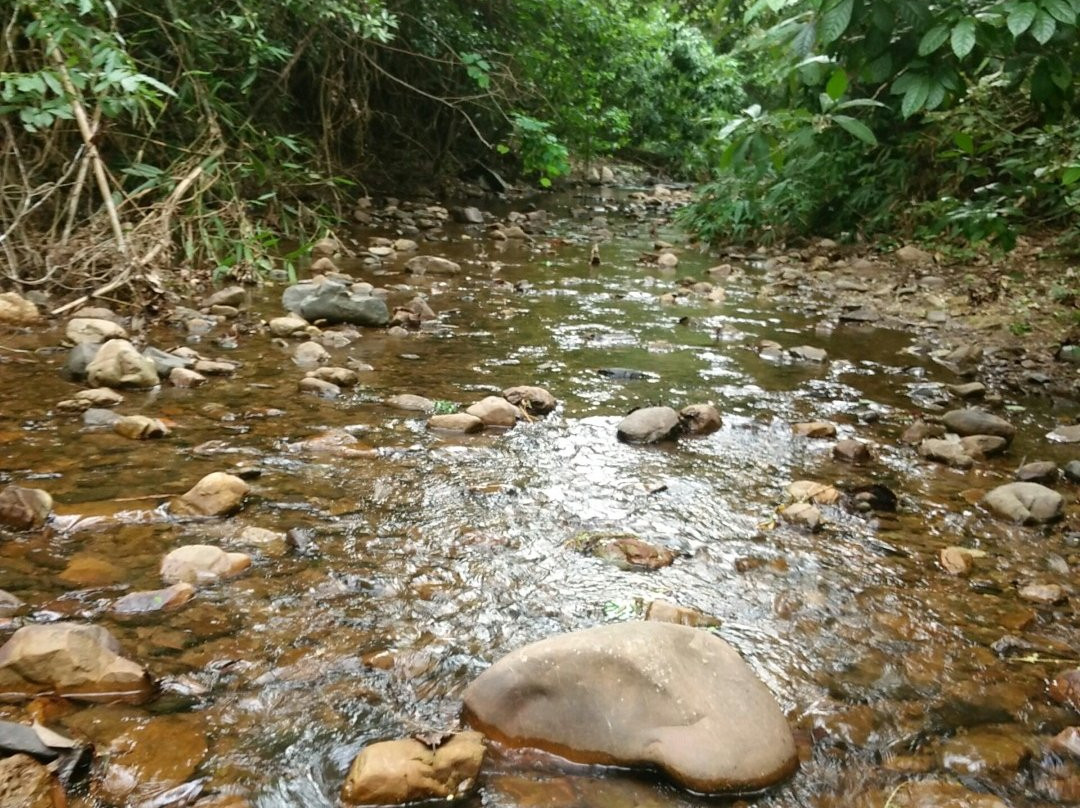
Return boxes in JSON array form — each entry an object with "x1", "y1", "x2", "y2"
[
  {"x1": 983, "y1": 482, "x2": 1063, "y2": 524},
  {"x1": 203, "y1": 285, "x2": 246, "y2": 308},
  {"x1": 1064, "y1": 460, "x2": 1080, "y2": 483},
  {"x1": 298, "y1": 282, "x2": 389, "y2": 327},
  {"x1": 789, "y1": 345, "x2": 827, "y2": 362},
  {"x1": 680, "y1": 404, "x2": 722, "y2": 435},
  {"x1": 142, "y1": 347, "x2": 193, "y2": 377},
  {"x1": 404, "y1": 255, "x2": 462, "y2": 275},
  {"x1": 0, "y1": 590, "x2": 24, "y2": 617},
  {"x1": 282, "y1": 282, "x2": 320, "y2": 313},
  {"x1": 1016, "y1": 461, "x2": 1058, "y2": 484},
  {"x1": 617, "y1": 407, "x2": 681, "y2": 444},
  {"x1": 918, "y1": 439, "x2": 974, "y2": 469},
  {"x1": 453, "y1": 206, "x2": 485, "y2": 224},
  {"x1": 462, "y1": 622, "x2": 798, "y2": 794},
  {"x1": 1048, "y1": 423, "x2": 1080, "y2": 444},
  {"x1": 63, "y1": 342, "x2": 101, "y2": 381},
  {"x1": 942, "y1": 409, "x2": 1015, "y2": 442},
  {"x1": 959, "y1": 434, "x2": 1008, "y2": 458}
]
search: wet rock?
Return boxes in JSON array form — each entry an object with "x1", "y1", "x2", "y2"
[
  {"x1": 462, "y1": 622, "x2": 798, "y2": 793},
  {"x1": 959, "y1": 434, "x2": 1007, "y2": 458},
  {"x1": 1017, "y1": 461, "x2": 1059, "y2": 484},
  {"x1": 939, "y1": 546, "x2": 975, "y2": 576},
  {"x1": 288, "y1": 430, "x2": 374, "y2": 457},
  {"x1": 942, "y1": 408, "x2": 1015, "y2": 442},
  {"x1": 789, "y1": 345, "x2": 827, "y2": 362},
  {"x1": 75, "y1": 387, "x2": 123, "y2": 407},
  {"x1": 428, "y1": 413, "x2": 484, "y2": 433},
  {"x1": 234, "y1": 526, "x2": 287, "y2": 556},
  {"x1": 0, "y1": 754, "x2": 54, "y2": 808},
  {"x1": 466, "y1": 396, "x2": 519, "y2": 428},
  {"x1": 405, "y1": 255, "x2": 461, "y2": 275},
  {"x1": 114, "y1": 415, "x2": 170, "y2": 440},
  {"x1": 833, "y1": 439, "x2": 871, "y2": 464},
  {"x1": 299, "y1": 281, "x2": 390, "y2": 327},
  {"x1": 0, "y1": 623, "x2": 152, "y2": 702},
  {"x1": 787, "y1": 480, "x2": 841, "y2": 505},
  {"x1": 204, "y1": 285, "x2": 245, "y2": 308},
  {"x1": 1048, "y1": 423, "x2": 1080, "y2": 443},
  {"x1": 66, "y1": 317, "x2": 126, "y2": 344},
  {"x1": 269, "y1": 315, "x2": 309, "y2": 337},
  {"x1": 386, "y1": 325, "x2": 410, "y2": 338},
  {"x1": 1018, "y1": 583, "x2": 1066, "y2": 605},
  {"x1": 616, "y1": 407, "x2": 681, "y2": 444},
  {"x1": 172, "y1": 472, "x2": 250, "y2": 517},
  {"x1": 983, "y1": 482, "x2": 1063, "y2": 524},
  {"x1": 918, "y1": 439, "x2": 973, "y2": 469},
  {"x1": 161, "y1": 545, "x2": 252, "y2": 585},
  {"x1": 0, "y1": 590, "x2": 25, "y2": 617},
  {"x1": 386, "y1": 394, "x2": 434, "y2": 413},
  {"x1": 59, "y1": 555, "x2": 123, "y2": 587},
  {"x1": 502, "y1": 385, "x2": 557, "y2": 415},
  {"x1": 1066, "y1": 460, "x2": 1080, "y2": 482},
  {"x1": 0, "y1": 485, "x2": 53, "y2": 530},
  {"x1": 341, "y1": 732, "x2": 485, "y2": 806},
  {"x1": 645, "y1": 600, "x2": 720, "y2": 628},
  {"x1": 298, "y1": 377, "x2": 340, "y2": 398},
  {"x1": 453, "y1": 206, "x2": 485, "y2": 224},
  {"x1": 948, "y1": 381, "x2": 986, "y2": 399},
  {"x1": 792, "y1": 421, "x2": 836, "y2": 438},
  {"x1": 113, "y1": 583, "x2": 196, "y2": 614},
  {"x1": 846, "y1": 779, "x2": 1008, "y2": 807},
  {"x1": 293, "y1": 340, "x2": 330, "y2": 367},
  {"x1": 170, "y1": 367, "x2": 207, "y2": 388},
  {"x1": 679, "y1": 404, "x2": 722, "y2": 435},
  {"x1": 597, "y1": 367, "x2": 654, "y2": 380},
  {"x1": 936, "y1": 725, "x2": 1032, "y2": 775},
  {"x1": 143, "y1": 346, "x2": 192, "y2": 376},
  {"x1": 782, "y1": 502, "x2": 822, "y2": 531},
  {"x1": 657, "y1": 252, "x2": 679, "y2": 268},
  {"x1": 308, "y1": 366, "x2": 358, "y2": 386},
  {"x1": 192, "y1": 359, "x2": 236, "y2": 375},
  {"x1": 83, "y1": 407, "x2": 120, "y2": 427},
  {"x1": 0, "y1": 292, "x2": 40, "y2": 325},
  {"x1": 593, "y1": 537, "x2": 675, "y2": 571},
  {"x1": 93, "y1": 713, "x2": 208, "y2": 804},
  {"x1": 86, "y1": 339, "x2": 159, "y2": 389},
  {"x1": 1051, "y1": 726, "x2": 1080, "y2": 759},
  {"x1": 1050, "y1": 669, "x2": 1080, "y2": 712}
]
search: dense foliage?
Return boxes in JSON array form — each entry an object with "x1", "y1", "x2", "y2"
[{"x1": 2, "y1": 0, "x2": 1079, "y2": 300}]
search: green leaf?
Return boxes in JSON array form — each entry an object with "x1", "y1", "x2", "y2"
[
  {"x1": 1062, "y1": 166, "x2": 1080, "y2": 185},
  {"x1": 825, "y1": 69, "x2": 848, "y2": 100},
  {"x1": 1030, "y1": 10, "x2": 1056, "y2": 42},
  {"x1": 951, "y1": 19, "x2": 977, "y2": 58},
  {"x1": 1043, "y1": 0, "x2": 1077, "y2": 24},
  {"x1": 1007, "y1": 2, "x2": 1038, "y2": 36},
  {"x1": 901, "y1": 74, "x2": 930, "y2": 118},
  {"x1": 952, "y1": 132, "x2": 975, "y2": 154},
  {"x1": 820, "y1": 0, "x2": 854, "y2": 44},
  {"x1": 918, "y1": 24, "x2": 950, "y2": 56},
  {"x1": 832, "y1": 114, "x2": 877, "y2": 145},
  {"x1": 924, "y1": 81, "x2": 946, "y2": 111}
]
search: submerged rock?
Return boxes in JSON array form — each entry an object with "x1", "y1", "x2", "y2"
[
  {"x1": 160, "y1": 545, "x2": 251, "y2": 585},
  {"x1": 462, "y1": 622, "x2": 798, "y2": 793},
  {"x1": 0, "y1": 754, "x2": 54, "y2": 808},
  {"x1": 113, "y1": 583, "x2": 196, "y2": 614},
  {"x1": 404, "y1": 255, "x2": 462, "y2": 275},
  {"x1": 616, "y1": 407, "x2": 681, "y2": 444},
  {"x1": 592, "y1": 536, "x2": 675, "y2": 570},
  {"x1": 0, "y1": 485, "x2": 53, "y2": 530},
  {"x1": 113, "y1": 415, "x2": 170, "y2": 440},
  {"x1": 341, "y1": 732, "x2": 485, "y2": 806},
  {"x1": 942, "y1": 408, "x2": 1015, "y2": 442},
  {"x1": 0, "y1": 623, "x2": 153, "y2": 702},
  {"x1": 983, "y1": 482, "x2": 1063, "y2": 524},
  {"x1": 386, "y1": 394, "x2": 435, "y2": 413},
  {"x1": 172, "y1": 472, "x2": 250, "y2": 517}
]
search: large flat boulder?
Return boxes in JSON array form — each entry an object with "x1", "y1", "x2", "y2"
[
  {"x1": 462, "y1": 621, "x2": 797, "y2": 793},
  {"x1": 0, "y1": 623, "x2": 152, "y2": 702}
]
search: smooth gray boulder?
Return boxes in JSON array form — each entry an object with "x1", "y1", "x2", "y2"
[
  {"x1": 462, "y1": 621, "x2": 798, "y2": 793},
  {"x1": 942, "y1": 409, "x2": 1015, "y2": 442},
  {"x1": 297, "y1": 281, "x2": 389, "y2": 327},
  {"x1": 983, "y1": 482, "x2": 1063, "y2": 524},
  {"x1": 617, "y1": 407, "x2": 681, "y2": 444}
]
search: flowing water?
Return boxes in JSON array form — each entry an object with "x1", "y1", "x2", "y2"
[{"x1": 0, "y1": 190, "x2": 1078, "y2": 807}]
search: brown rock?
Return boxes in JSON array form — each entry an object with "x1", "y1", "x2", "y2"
[
  {"x1": 502, "y1": 386, "x2": 557, "y2": 415},
  {"x1": 86, "y1": 339, "x2": 159, "y2": 389},
  {"x1": 592, "y1": 537, "x2": 675, "y2": 570},
  {"x1": 833, "y1": 439, "x2": 871, "y2": 464},
  {"x1": 936, "y1": 725, "x2": 1031, "y2": 775},
  {"x1": 75, "y1": 388, "x2": 124, "y2": 406},
  {"x1": 1050, "y1": 669, "x2": 1080, "y2": 712},
  {"x1": 192, "y1": 359, "x2": 236, "y2": 375},
  {"x1": 787, "y1": 481, "x2": 841, "y2": 505},
  {"x1": 680, "y1": 404, "x2": 722, "y2": 435},
  {"x1": 792, "y1": 421, "x2": 836, "y2": 438},
  {"x1": 93, "y1": 713, "x2": 208, "y2": 803},
  {"x1": 298, "y1": 377, "x2": 340, "y2": 398},
  {"x1": 919, "y1": 439, "x2": 973, "y2": 469},
  {"x1": 308, "y1": 366, "x2": 358, "y2": 386},
  {"x1": 846, "y1": 780, "x2": 1007, "y2": 807},
  {"x1": 0, "y1": 754, "x2": 53, "y2": 808},
  {"x1": 59, "y1": 555, "x2": 124, "y2": 587},
  {"x1": 0, "y1": 485, "x2": 53, "y2": 530},
  {"x1": 959, "y1": 434, "x2": 1007, "y2": 458},
  {"x1": 466, "y1": 396, "x2": 519, "y2": 427},
  {"x1": 1050, "y1": 726, "x2": 1080, "y2": 759},
  {"x1": 386, "y1": 394, "x2": 434, "y2": 413},
  {"x1": 0, "y1": 623, "x2": 153, "y2": 702},
  {"x1": 1018, "y1": 583, "x2": 1066, "y2": 605},
  {"x1": 113, "y1": 415, "x2": 170, "y2": 440},
  {"x1": 160, "y1": 545, "x2": 251, "y2": 585},
  {"x1": 113, "y1": 583, "x2": 196, "y2": 614},
  {"x1": 341, "y1": 732, "x2": 485, "y2": 805},
  {"x1": 427, "y1": 414, "x2": 484, "y2": 433},
  {"x1": 404, "y1": 255, "x2": 461, "y2": 275},
  {"x1": 172, "y1": 472, "x2": 249, "y2": 517},
  {"x1": 645, "y1": 600, "x2": 720, "y2": 628},
  {"x1": 901, "y1": 419, "x2": 945, "y2": 444},
  {"x1": 939, "y1": 547, "x2": 975, "y2": 576},
  {"x1": 170, "y1": 367, "x2": 207, "y2": 388},
  {"x1": 462, "y1": 622, "x2": 798, "y2": 794},
  {"x1": 782, "y1": 502, "x2": 822, "y2": 531},
  {"x1": 0, "y1": 292, "x2": 40, "y2": 325}
]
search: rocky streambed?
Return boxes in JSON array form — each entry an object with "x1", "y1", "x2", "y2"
[{"x1": 0, "y1": 187, "x2": 1079, "y2": 807}]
